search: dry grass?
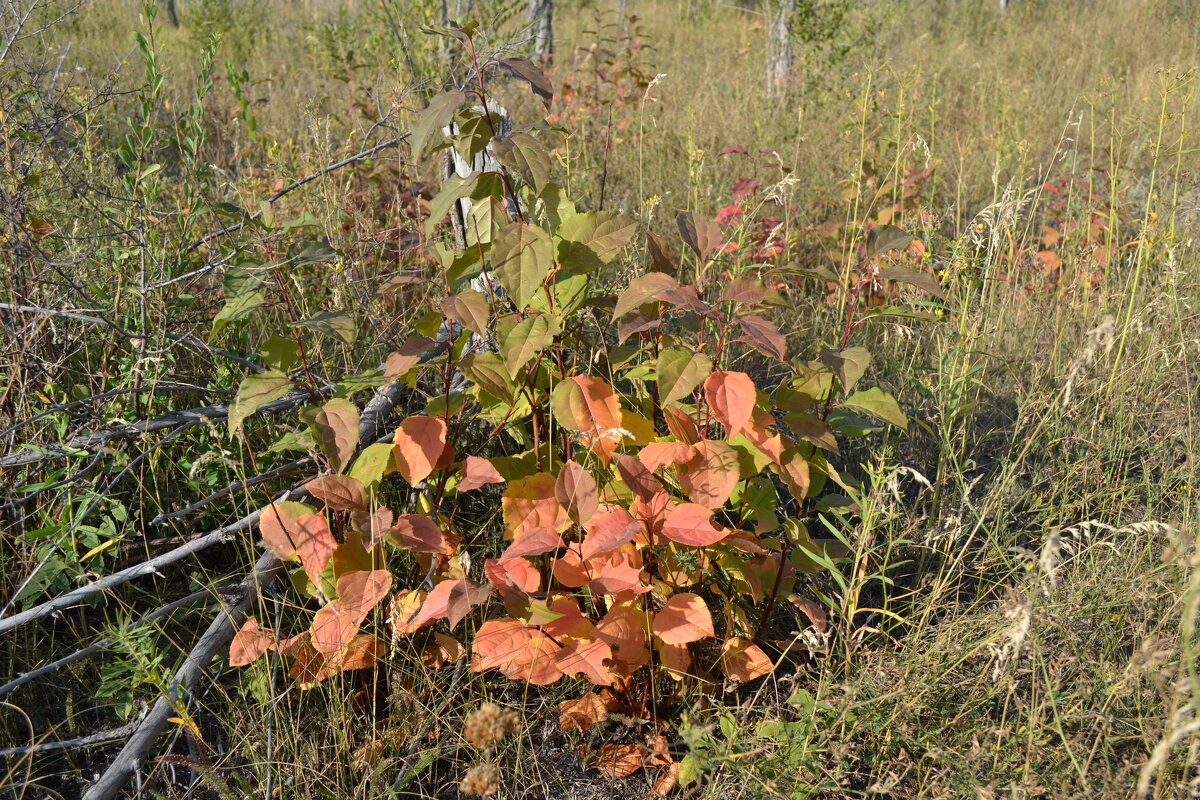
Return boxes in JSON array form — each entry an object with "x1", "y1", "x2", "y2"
[{"x1": 1, "y1": 0, "x2": 1198, "y2": 798}]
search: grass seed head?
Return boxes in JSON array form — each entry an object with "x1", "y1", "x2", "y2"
[
  {"x1": 464, "y1": 703, "x2": 520, "y2": 749},
  {"x1": 460, "y1": 762, "x2": 502, "y2": 797}
]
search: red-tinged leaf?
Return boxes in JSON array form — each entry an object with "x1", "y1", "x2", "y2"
[
  {"x1": 502, "y1": 528, "x2": 565, "y2": 559},
  {"x1": 337, "y1": 633, "x2": 383, "y2": 672},
  {"x1": 559, "y1": 692, "x2": 610, "y2": 732},
  {"x1": 790, "y1": 595, "x2": 829, "y2": 631},
  {"x1": 742, "y1": 552, "x2": 795, "y2": 603},
  {"x1": 678, "y1": 439, "x2": 740, "y2": 509},
  {"x1": 385, "y1": 336, "x2": 434, "y2": 380},
  {"x1": 656, "y1": 639, "x2": 692, "y2": 678},
  {"x1": 676, "y1": 211, "x2": 723, "y2": 262},
  {"x1": 704, "y1": 370, "x2": 757, "y2": 437},
  {"x1": 720, "y1": 277, "x2": 767, "y2": 304},
  {"x1": 719, "y1": 144, "x2": 750, "y2": 156},
  {"x1": 498, "y1": 57, "x2": 554, "y2": 109},
  {"x1": 503, "y1": 472, "x2": 569, "y2": 539},
  {"x1": 652, "y1": 593, "x2": 714, "y2": 644},
  {"x1": 409, "y1": 579, "x2": 456, "y2": 628},
  {"x1": 720, "y1": 637, "x2": 773, "y2": 682},
  {"x1": 457, "y1": 455, "x2": 505, "y2": 491},
  {"x1": 551, "y1": 376, "x2": 624, "y2": 462},
  {"x1": 594, "y1": 604, "x2": 650, "y2": 675},
  {"x1": 351, "y1": 506, "x2": 393, "y2": 548},
  {"x1": 551, "y1": 548, "x2": 590, "y2": 588},
  {"x1": 617, "y1": 308, "x2": 662, "y2": 344},
  {"x1": 441, "y1": 289, "x2": 490, "y2": 336},
  {"x1": 542, "y1": 596, "x2": 592, "y2": 640},
  {"x1": 638, "y1": 441, "x2": 694, "y2": 473},
  {"x1": 332, "y1": 531, "x2": 376, "y2": 576},
  {"x1": 631, "y1": 488, "x2": 672, "y2": 539},
  {"x1": 715, "y1": 204, "x2": 743, "y2": 225},
  {"x1": 258, "y1": 501, "x2": 315, "y2": 561},
  {"x1": 661, "y1": 503, "x2": 727, "y2": 547},
  {"x1": 595, "y1": 743, "x2": 647, "y2": 779},
  {"x1": 386, "y1": 514, "x2": 453, "y2": 555},
  {"x1": 737, "y1": 314, "x2": 787, "y2": 361},
  {"x1": 392, "y1": 416, "x2": 448, "y2": 486},
  {"x1": 774, "y1": 448, "x2": 811, "y2": 499},
  {"x1": 294, "y1": 634, "x2": 383, "y2": 686},
  {"x1": 230, "y1": 617, "x2": 274, "y2": 667},
  {"x1": 447, "y1": 579, "x2": 493, "y2": 628},
  {"x1": 306, "y1": 474, "x2": 367, "y2": 511},
  {"x1": 646, "y1": 230, "x2": 677, "y2": 275},
  {"x1": 311, "y1": 569, "x2": 392, "y2": 653},
  {"x1": 261, "y1": 507, "x2": 335, "y2": 586},
  {"x1": 422, "y1": 632, "x2": 466, "y2": 668},
  {"x1": 589, "y1": 557, "x2": 649, "y2": 596},
  {"x1": 612, "y1": 272, "x2": 679, "y2": 319},
  {"x1": 555, "y1": 460, "x2": 598, "y2": 524},
  {"x1": 555, "y1": 637, "x2": 616, "y2": 685},
  {"x1": 485, "y1": 557, "x2": 541, "y2": 593},
  {"x1": 662, "y1": 405, "x2": 700, "y2": 444},
  {"x1": 730, "y1": 176, "x2": 759, "y2": 203},
  {"x1": 471, "y1": 618, "x2": 562, "y2": 684},
  {"x1": 581, "y1": 506, "x2": 642, "y2": 560},
  {"x1": 311, "y1": 398, "x2": 360, "y2": 473},
  {"x1": 615, "y1": 453, "x2": 662, "y2": 502}
]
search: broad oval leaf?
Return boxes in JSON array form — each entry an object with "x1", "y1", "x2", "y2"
[
  {"x1": 704, "y1": 370, "x2": 756, "y2": 437},
  {"x1": 392, "y1": 416, "x2": 448, "y2": 486},
  {"x1": 385, "y1": 514, "x2": 454, "y2": 555},
  {"x1": 310, "y1": 569, "x2": 392, "y2": 654},
  {"x1": 492, "y1": 222, "x2": 554, "y2": 310},
  {"x1": 719, "y1": 637, "x2": 773, "y2": 682},
  {"x1": 555, "y1": 460, "x2": 598, "y2": 524},
  {"x1": 652, "y1": 593, "x2": 714, "y2": 644},
  {"x1": 656, "y1": 347, "x2": 713, "y2": 406},
  {"x1": 310, "y1": 398, "x2": 360, "y2": 473},
  {"x1": 661, "y1": 503, "x2": 727, "y2": 547},
  {"x1": 613, "y1": 272, "x2": 679, "y2": 320},
  {"x1": 502, "y1": 472, "x2": 570, "y2": 539},
  {"x1": 229, "y1": 370, "x2": 292, "y2": 433},
  {"x1": 457, "y1": 455, "x2": 505, "y2": 492},
  {"x1": 306, "y1": 474, "x2": 367, "y2": 511},
  {"x1": 230, "y1": 617, "x2": 274, "y2": 667},
  {"x1": 678, "y1": 439, "x2": 740, "y2": 509}
]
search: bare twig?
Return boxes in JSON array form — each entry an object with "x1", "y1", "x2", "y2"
[
  {"x1": 0, "y1": 716, "x2": 146, "y2": 758},
  {"x1": 148, "y1": 457, "x2": 313, "y2": 526}
]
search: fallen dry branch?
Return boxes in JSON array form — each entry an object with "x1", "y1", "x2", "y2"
[{"x1": 0, "y1": 716, "x2": 147, "y2": 758}]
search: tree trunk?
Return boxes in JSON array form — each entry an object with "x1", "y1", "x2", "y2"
[
  {"x1": 164, "y1": 0, "x2": 179, "y2": 27},
  {"x1": 528, "y1": 0, "x2": 553, "y2": 62},
  {"x1": 766, "y1": 0, "x2": 795, "y2": 98},
  {"x1": 999, "y1": 0, "x2": 1009, "y2": 13}
]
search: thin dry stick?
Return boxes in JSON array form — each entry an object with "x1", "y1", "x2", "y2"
[{"x1": 0, "y1": 716, "x2": 146, "y2": 758}]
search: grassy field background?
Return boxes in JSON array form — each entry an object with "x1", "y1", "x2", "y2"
[{"x1": 1, "y1": 0, "x2": 1198, "y2": 797}]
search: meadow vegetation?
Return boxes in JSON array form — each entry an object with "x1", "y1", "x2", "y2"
[{"x1": 0, "y1": 0, "x2": 1197, "y2": 797}]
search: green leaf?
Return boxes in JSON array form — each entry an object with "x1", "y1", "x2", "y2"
[
  {"x1": 500, "y1": 312, "x2": 558, "y2": 377},
  {"x1": 411, "y1": 90, "x2": 466, "y2": 160},
  {"x1": 492, "y1": 132, "x2": 550, "y2": 191},
  {"x1": 348, "y1": 442, "x2": 394, "y2": 488},
  {"x1": 459, "y1": 352, "x2": 515, "y2": 402},
  {"x1": 449, "y1": 107, "x2": 492, "y2": 164},
  {"x1": 292, "y1": 311, "x2": 357, "y2": 345},
  {"x1": 442, "y1": 289, "x2": 490, "y2": 335},
  {"x1": 556, "y1": 211, "x2": 638, "y2": 265},
  {"x1": 865, "y1": 224, "x2": 913, "y2": 259},
  {"x1": 820, "y1": 346, "x2": 872, "y2": 394},
  {"x1": 229, "y1": 370, "x2": 292, "y2": 433},
  {"x1": 656, "y1": 347, "x2": 712, "y2": 406},
  {"x1": 268, "y1": 430, "x2": 316, "y2": 454},
  {"x1": 259, "y1": 336, "x2": 299, "y2": 371},
  {"x1": 876, "y1": 265, "x2": 945, "y2": 299},
  {"x1": 491, "y1": 222, "x2": 554, "y2": 310},
  {"x1": 842, "y1": 386, "x2": 907, "y2": 429},
  {"x1": 210, "y1": 289, "x2": 265, "y2": 338}
]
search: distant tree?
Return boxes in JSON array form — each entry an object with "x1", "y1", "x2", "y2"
[
  {"x1": 766, "y1": 0, "x2": 795, "y2": 98},
  {"x1": 528, "y1": 0, "x2": 553, "y2": 62}
]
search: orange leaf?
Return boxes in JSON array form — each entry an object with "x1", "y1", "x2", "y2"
[
  {"x1": 457, "y1": 455, "x2": 505, "y2": 492},
  {"x1": 720, "y1": 637, "x2": 773, "y2": 682},
  {"x1": 594, "y1": 604, "x2": 650, "y2": 675},
  {"x1": 638, "y1": 441, "x2": 694, "y2": 472},
  {"x1": 260, "y1": 503, "x2": 335, "y2": 585},
  {"x1": 392, "y1": 416, "x2": 448, "y2": 486},
  {"x1": 555, "y1": 636, "x2": 616, "y2": 685},
  {"x1": 230, "y1": 617, "x2": 274, "y2": 667},
  {"x1": 501, "y1": 528, "x2": 565, "y2": 558},
  {"x1": 704, "y1": 370, "x2": 756, "y2": 437},
  {"x1": 589, "y1": 555, "x2": 649, "y2": 596},
  {"x1": 306, "y1": 474, "x2": 367, "y2": 511},
  {"x1": 660, "y1": 503, "x2": 726, "y2": 547},
  {"x1": 650, "y1": 762, "x2": 680, "y2": 796},
  {"x1": 554, "y1": 376, "x2": 624, "y2": 462},
  {"x1": 389, "y1": 589, "x2": 429, "y2": 635},
  {"x1": 421, "y1": 632, "x2": 465, "y2": 668},
  {"x1": 555, "y1": 460, "x2": 599, "y2": 524},
  {"x1": 652, "y1": 593, "x2": 714, "y2": 644},
  {"x1": 678, "y1": 439, "x2": 739, "y2": 509},
  {"x1": 656, "y1": 639, "x2": 692, "y2": 678},
  {"x1": 594, "y1": 743, "x2": 647, "y2": 779},
  {"x1": 471, "y1": 617, "x2": 562, "y2": 685},
  {"x1": 662, "y1": 405, "x2": 700, "y2": 444},
  {"x1": 559, "y1": 692, "x2": 610, "y2": 732},
  {"x1": 502, "y1": 473, "x2": 569, "y2": 539},
  {"x1": 485, "y1": 557, "x2": 542, "y2": 593},
  {"x1": 581, "y1": 506, "x2": 642, "y2": 560},
  {"x1": 311, "y1": 569, "x2": 392, "y2": 653},
  {"x1": 386, "y1": 514, "x2": 454, "y2": 554}
]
